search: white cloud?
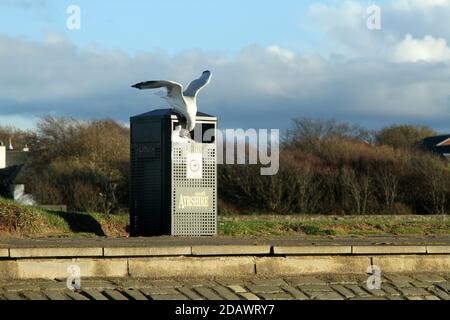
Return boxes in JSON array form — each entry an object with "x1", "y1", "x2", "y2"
[
  {"x1": 393, "y1": 0, "x2": 449, "y2": 11},
  {"x1": 0, "y1": 32, "x2": 450, "y2": 131},
  {"x1": 390, "y1": 34, "x2": 450, "y2": 62},
  {"x1": 0, "y1": 0, "x2": 46, "y2": 8},
  {"x1": 266, "y1": 46, "x2": 295, "y2": 63}
]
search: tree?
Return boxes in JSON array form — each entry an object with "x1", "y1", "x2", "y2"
[
  {"x1": 376, "y1": 125, "x2": 436, "y2": 150},
  {"x1": 283, "y1": 117, "x2": 373, "y2": 151}
]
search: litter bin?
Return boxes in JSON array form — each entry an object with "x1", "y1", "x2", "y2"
[{"x1": 130, "y1": 109, "x2": 217, "y2": 237}]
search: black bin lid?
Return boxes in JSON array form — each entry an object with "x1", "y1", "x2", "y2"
[{"x1": 131, "y1": 108, "x2": 216, "y2": 121}]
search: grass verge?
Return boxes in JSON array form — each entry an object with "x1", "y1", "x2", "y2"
[
  {"x1": 1, "y1": 199, "x2": 449, "y2": 238},
  {"x1": 0, "y1": 199, "x2": 128, "y2": 238},
  {"x1": 218, "y1": 215, "x2": 450, "y2": 237}
]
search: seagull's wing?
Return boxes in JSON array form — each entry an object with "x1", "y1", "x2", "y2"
[
  {"x1": 132, "y1": 80, "x2": 183, "y2": 99},
  {"x1": 183, "y1": 71, "x2": 212, "y2": 98}
]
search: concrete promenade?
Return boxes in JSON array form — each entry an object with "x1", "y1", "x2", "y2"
[
  {"x1": 0, "y1": 236, "x2": 449, "y2": 280},
  {"x1": 1, "y1": 274, "x2": 449, "y2": 300}
]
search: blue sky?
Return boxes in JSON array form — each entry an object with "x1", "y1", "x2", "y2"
[
  {"x1": 0, "y1": 0, "x2": 450, "y2": 132},
  {"x1": 1, "y1": 0, "x2": 326, "y2": 54}
]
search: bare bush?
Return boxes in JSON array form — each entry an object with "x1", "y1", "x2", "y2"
[
  {"x1": 376, "y1": 124, "x2": 436, "y2": 150},
  {"x1": 22, "y1": 116, "x2": 129, "y2": 213}
]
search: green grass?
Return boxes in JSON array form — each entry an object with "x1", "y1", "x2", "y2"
[
  {"x1": 218, "y1": 215, "x2": 450, "y2": 237},
  {"x1": 0, "y1": 199, "x2": 128, "y2": 238},
  {"x1": 1, "y1": 199, "x2": 449, "y2": 238}
]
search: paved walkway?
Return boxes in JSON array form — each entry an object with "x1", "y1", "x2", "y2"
[
  {"x1": 1, "y1": 274, "x2": 449, "y2": 300},
  {"x1": 2, "y1": 235, "x2": 450, "y2": 248}
]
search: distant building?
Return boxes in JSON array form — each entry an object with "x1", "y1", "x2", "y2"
[
  {"x1": 421, "y1": 135, "x2": 450, "y2": 161},
  {"x1": 0, "y1": 141, "x2": 29, "y2": 202},
  {"x1": 0, "y1": 141, "x2": 30, "y2": 170}
]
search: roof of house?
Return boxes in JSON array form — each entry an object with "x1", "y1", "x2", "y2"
[{"x1": 421, "y1": 134, "x2": 450, "y2": 154}]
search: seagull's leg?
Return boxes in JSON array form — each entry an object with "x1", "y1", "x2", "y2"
[{"x1": 180, "y1": 129, "x2": 191, "y2": 139}]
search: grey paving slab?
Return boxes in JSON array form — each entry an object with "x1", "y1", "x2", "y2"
[
  {"x1": 345, "y1": 284, "x2": 371, "y2": 297},
  {"x1": 365, "y1": 288, "x2": 386, "y2": 297},
  {"x1": 194, "y1": 287, "x2": 224, "y2": 300},
  {"x1": 387, "y1": 296, "x2": 405, "y2": 300},
  {"x1": 391, "y1": 281, "x2": 412, "y2": 288},
  {"x1": 21, "y1": 291, "x2": 48, "y2": 300},
  {"x1": 81, "y1": 280, "x2": 116, "y2": 290},
  {"x1": 0, "y1": 273, "x2": 449, "y2": 300},
  {"x1": 2, "y1": 283, "x2": 40, "y2": 292},
  {"x1": 150, "y1": 294, "x2": 188, "y2": 300},
  {"x1": 308, "y1": 291, "x2": 344, "y2": 300},
  {"x1": 352, "y1": 296, "x2": 387, "y2": 300},
  {"x1": 141, "y1": 287, "x2": 179, "y2": 295},
  {"x1": 227, "y1": 285, "x2": 247, "y2": 294},
  {"x1": 176, "y1": 287, "x2": 205, "y2": 300},
  {"x1": 122, "y1": 289, "x2": 149, "y2": 300},
  {"x1": 211, "y1": 286, "x2": 242, "y2": 300},
  {"x1": 381, "y1": 284, "x2": 401, "y2": 296},
  {"x1": 288, "y1": 276, "x2": 326, "y2": 286},
  {"x1": 383, "y1": 274, "x2": 414, "y2": 283},
  {"x1": 320, "y1": 274, "x2": 362, "y2": 285},
  {"x1": 38, "y1": 281, "x2": 70, "y2": 291},
  {"x1": 82, "y1": 289, "x2": 109, "y2": 300},
  {"x1": 44, "y1": 290, "x2": 70, "y2": 300},
  {"x1": 399, "y1": 287, "x2": 430, "y2": 296},
  {"x1": 239, "y1": 292, "x2": 261, "y2": 300},
  {"x1": 298, "y1": 285, "x2": 333, "y2": 292},
  {"x1": 259, "y1": 293, "x2": 294, "y2": 300},
  {"x1": 331, "y1": 285, "x2": 356, "y2": 299},
  {"x1": 428, "y1": 288, "x2": 450, "y2": 300},
  {"x1": 246, "y1": 285, "x2": 283, "y2": 294},
  {"x1": 102, "y1": 289, "x2": 129, "y2": 300},
  {"x1": 406, "y1": 296, "x2": 424, "y2": 300},
  {"x1": 181, "y1": 279, "x2": 218, "y2": 288},
  {"x1": 280, "y1": 286, "x2": 309, "y2": 300},
  {"x1": 412, "y1": 274, "x2": 447, "y2": 283},
  {"x1": 65, "y1": 290, "x2": 90, "y2": 300},
  {"x1": 410, "y1": 281, "x2": 433, "y2": 288},
  {"x1": 437, "y1": 282, "x2": 450, "y2": 293},
  {"x1": 115, "y1": 279, "x2": 156, "y2": 289},
  {"x1": 2, "y1": 292, "x2": 25, "y2": 300},
  {"x1": 150, "y1": 280, "x2": 182, "y2": 288},
  {"x1": 250, "y1": 278, "x2": 288, "y2": 286}
]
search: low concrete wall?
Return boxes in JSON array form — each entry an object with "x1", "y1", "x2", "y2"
[
  {"x1": 0, "y1": 244, "x2": 449, "y2": 280},
  {"x1": 255, "y1": 256, "x2": 371, "y2": 276},
  {"x1": 129, "y1": 257, "x2": 256, "y2": 278}
]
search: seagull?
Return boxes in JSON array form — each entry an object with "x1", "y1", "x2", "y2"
[{"x1": 132, "y1": 71, "x2": 212, "y2": 136}]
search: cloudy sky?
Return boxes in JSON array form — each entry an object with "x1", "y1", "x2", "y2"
[{"x1": 1, "y1": 0, "x2": 450, "y2": 132}]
